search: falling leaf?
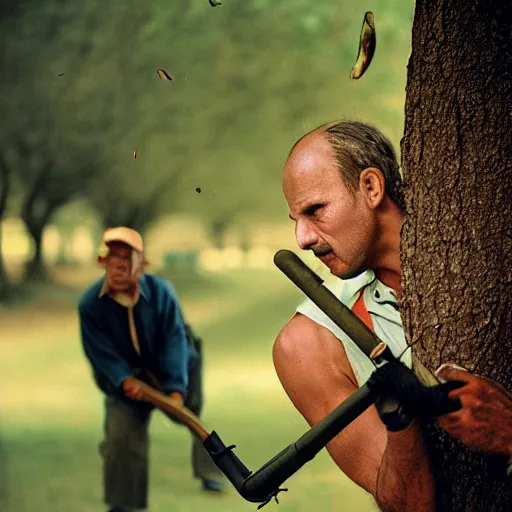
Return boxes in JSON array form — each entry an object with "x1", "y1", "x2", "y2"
[
  {"x1": 195, "y1": 187, "x2": 202, "y2": 193},
  {"x1": 157, "y1": 68, "x2": 173, "y2": 81},
  {"x1": 350, "y1": 11, "x2": 376, "y2": 80},
  {"x1": 208, "y1": 0, "x2": 222, "y2": 6},
  {"x1": 133, "y1": 149, "x2": 137, "y2": 159}
]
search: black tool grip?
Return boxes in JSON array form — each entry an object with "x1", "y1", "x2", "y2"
[
  {"x1": 203, "y1": 433, "x2": 304, "y2": 503},
  {"x1": 241, "y1": 443, "x2": 304, "y2": 500},
  {"x1": 376, "y1": 396, "x2": 414, "y2": 431},
  {"x1": 203, "y1": 431, "x2": 254, "y2": 497},
  {"x1": 367, "y1": 362, "x2": 465, "y2": 420},
  {"x1": 420, "y1": 380, "x2": 465, "y2": 418}
]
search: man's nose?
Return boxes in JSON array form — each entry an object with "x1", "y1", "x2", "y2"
[{"x1": 295, "y1": 220, "x2": 318, "y2": 251}]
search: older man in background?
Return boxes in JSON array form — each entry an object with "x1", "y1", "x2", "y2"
[{"x1": 78, "y1": 226, "x2": 224, "y2": 512}]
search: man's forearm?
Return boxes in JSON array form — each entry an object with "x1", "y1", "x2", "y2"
[{"x1": 375, "y1": 420, "x2": 434, "y2": 512}]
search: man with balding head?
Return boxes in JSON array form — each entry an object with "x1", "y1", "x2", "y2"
[
  {"x1": 78, "y1": 227, "x2": 225, "y2": 512},
  {"x1": 273, "y1": 121, "x2": 512, "y2": 511}
]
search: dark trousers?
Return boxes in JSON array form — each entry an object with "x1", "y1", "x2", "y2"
[{"x1": 99, "y1": 349, "x2": 223, "y2": 511}]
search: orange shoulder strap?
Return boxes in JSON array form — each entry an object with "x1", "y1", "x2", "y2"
[{"x1": 351, "y1": 286, "x2": 374, "y2": 332}]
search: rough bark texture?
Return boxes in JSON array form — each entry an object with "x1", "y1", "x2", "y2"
[{"x1": 400, "y1": 0, "x2": 512, "y2": 510}]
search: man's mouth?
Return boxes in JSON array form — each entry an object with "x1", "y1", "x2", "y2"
[{"x1": 315, "y1": 250, "x2": 334, "y2": 263}]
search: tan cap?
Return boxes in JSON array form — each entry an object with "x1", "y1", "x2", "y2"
[{"x1": 103, "y1": 227, "x2": 144, "y2": 253}]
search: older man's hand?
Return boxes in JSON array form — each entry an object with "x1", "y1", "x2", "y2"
[
  {"x1": 169, "y1": 391, "x2": 184, "y2": 408},
  {"x1": 123, "y1": 376, "x2": 144, "y2": 400},
  {"x1": 435, "y1": 363, "x2": 512, "y2": 457}
]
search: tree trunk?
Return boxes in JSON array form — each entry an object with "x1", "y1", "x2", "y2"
[
  {"x1": 22, "y1": 199, "x2": 59, "y2": 281},
  {"x1": 24, "y1": 219, "x2": 47, "y2": 281},
  {"x1": 0, "y1": 225, "x2": 10, "y2": 300},
  {"x1": 400, "y1": 1, "x2": 512, "y2": 511},
  {"x1": 0, "y1": 152, "x2": 11, "y2": 298},
  {"x1": 239, "y1": 223, "x2": 251, "y2": 253},
  {"x1": 208, "y1": 219, "x2": 229, "y2": 250}
]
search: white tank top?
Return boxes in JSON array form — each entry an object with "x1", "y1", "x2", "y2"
[{"x1": 295, "y1": 271, "x2": 412, "y2": 387}]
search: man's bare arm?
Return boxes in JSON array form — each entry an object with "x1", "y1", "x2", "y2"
[
  {"x1": 376, "y1": 421, "x2": 434, "y2": 511},
  {"x1": 273, "y1": 313, "x2": 434, "y2": 512}
]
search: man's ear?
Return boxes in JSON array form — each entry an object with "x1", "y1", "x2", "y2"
[
  {"x1": 359, "y1": 167, "x2": 385, "y2": 209},
  {"x1": 97, "y1": 255, "x2": 106, "y2": 266}
]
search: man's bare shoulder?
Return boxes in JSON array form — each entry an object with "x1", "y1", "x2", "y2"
[
  {"x1": 274, "y1": 312, "x2": 327, "y2": 352},
  {"x1": 273, "y1": 313, "x2": 358, "y2": 398}
]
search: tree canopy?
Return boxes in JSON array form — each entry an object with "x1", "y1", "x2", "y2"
[{"x1": 0, "y1": 0, "x2": 414, "y2": 277}]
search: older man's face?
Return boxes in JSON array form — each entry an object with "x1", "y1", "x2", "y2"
[
  {"x1": 104, "y1": 242, "x2": 140, "y2": 292},
  {"x1": 283, "y1": 131, "x2": 377, "y2": 280}
]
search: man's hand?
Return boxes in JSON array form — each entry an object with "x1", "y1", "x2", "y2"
[
  {"x1": 435, "y1": 363, "x2": 512, "y2": 457},
  {"x1": 168, "y1": 391, "x2": 184, "y2": 408},
  {"x1": 122, "y1": 377, "x2": 144, "y2": 400}
]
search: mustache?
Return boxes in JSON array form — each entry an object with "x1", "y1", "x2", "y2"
[{"x1": 312, "y1": 245, "x2": 332, "y2": 257}]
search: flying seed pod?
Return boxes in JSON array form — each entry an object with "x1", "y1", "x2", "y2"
[
  {"x1": 350, "y1": 11, "x2": 376, "y2": 80},
  {"x1": 157, "y1": 68, "x2": 173, "y2": 81}
]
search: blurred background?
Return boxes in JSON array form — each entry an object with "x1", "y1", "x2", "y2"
[{"x1": 0, "y1": 0, "x2": 413, "y2": 510}]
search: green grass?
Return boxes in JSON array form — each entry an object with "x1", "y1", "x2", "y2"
[{"x1": 0, "y1": 267, "x2": 378, "y2": 512}]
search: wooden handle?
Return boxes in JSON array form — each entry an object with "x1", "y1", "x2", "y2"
[{"x1": 136, "y1": 379, "x2": 211, "y2": 441}]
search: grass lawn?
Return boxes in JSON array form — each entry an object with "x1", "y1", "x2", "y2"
[{"x1": 0, "y1": 266, "x2": 378, "y2": 512}]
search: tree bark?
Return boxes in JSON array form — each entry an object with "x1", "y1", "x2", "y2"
[{"x1": 401, "y1": 0, "x2": 512, "y2": 511}]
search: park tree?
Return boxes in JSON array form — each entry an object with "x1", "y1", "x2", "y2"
[
  {"x1": 0, "y1": 0, "x2": 26, "y2": 295},
  {"x1": 0, "y1": 151, "x2": 11, "y2": 297},
  {"x1": 0, "y1": 0, "x2": 416, "y2": 288},
  {"x1": 400, "y1": 0, "x2": 512, "y2": 510},
  {"x1": 14, "y1": 135, "x2": 97, "y2": 280},
  {"x1": 0, "y1": 0, "x2": 104, "y2": 280}
]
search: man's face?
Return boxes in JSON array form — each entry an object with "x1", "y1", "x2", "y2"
[
  {"x1": 283, "y1": 132, "x2": 377, "y2": 279},
  {"x1": 104, "y1": 242, "x2": 140, "y2": 292}
]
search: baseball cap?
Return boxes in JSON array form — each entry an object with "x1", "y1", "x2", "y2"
[{"x1": 103, "y1": 227, "x2": 144, "y2": 253}]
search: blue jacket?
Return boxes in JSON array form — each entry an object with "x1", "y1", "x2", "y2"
[{"x1": 78, "y1": 274, "x2": 196, "y2": 402}]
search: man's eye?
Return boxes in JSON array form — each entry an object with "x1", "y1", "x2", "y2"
[{"x1": 304, "y1": 204, "x2": 324, "y2": 217}]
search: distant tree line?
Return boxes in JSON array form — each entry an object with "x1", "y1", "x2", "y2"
[{"x1": 0, "y1": 0, "x2": 413, "y2": 297}]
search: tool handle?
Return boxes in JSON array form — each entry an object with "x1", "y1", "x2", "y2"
[
  {"x1": 273, "y1": 249, "x2": 395, "y2": 362},
  {"x1": 420, "y1": 380, "x2": 465, "y2": 418}
]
